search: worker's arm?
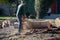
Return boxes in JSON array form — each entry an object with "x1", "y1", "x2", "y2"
[{"x1": 16, "y1": 5, "x2": 20, "y2": 17}]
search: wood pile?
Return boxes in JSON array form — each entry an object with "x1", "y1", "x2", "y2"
[{"x1": 0, "y1": 19, "x2": 16, "y2": 29}]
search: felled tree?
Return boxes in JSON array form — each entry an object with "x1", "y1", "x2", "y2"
[{"x1": 35, "y1": 0, "x2": 53, "y2": 19}]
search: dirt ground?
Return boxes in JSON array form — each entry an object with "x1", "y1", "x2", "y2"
[
  {"x1": 0, "y1": 26, "x2": 60, "y2": 40},
  {"x1": 0, "y1": 19, "x2": 60, "y2": 40}
]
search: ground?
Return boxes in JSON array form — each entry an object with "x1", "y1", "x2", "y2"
[{"x1": 0, "y1": 17, "x2": 60, "y2": 40}]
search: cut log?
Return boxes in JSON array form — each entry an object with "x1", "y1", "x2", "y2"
[
  {"x1": 55, "y1": 17, "x2": 60, "y2": 27},
  {"x1": 22, "y1": 19, "x2": 51, "y2": 29},
  {"x1": 0, "y1": 20, "x2": 3, "y2": 29}
]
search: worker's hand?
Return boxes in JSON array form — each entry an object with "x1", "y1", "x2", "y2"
[{"x1": 22, "y1": 15, "x2": 27, "y2": 20}]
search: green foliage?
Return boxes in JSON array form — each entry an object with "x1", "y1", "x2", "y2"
[
  {"x1": 22, "y1": 0, "x2": 35, "y2": 16},
  {"x1": 0, "y1": 0, "x2": 53, "y2": 18},
  {"x1": 35, "y1": 0, "x2": 53, "y2": 18},
  {"x1": 0, "y1": 0, "x2": 9, "y2": 4},
  {"x1": 20, "y1": 0, "x2": 53, "y2": 19},
  {"x1": 0, "y1": 17, "x2": 17, "y2": 20}
]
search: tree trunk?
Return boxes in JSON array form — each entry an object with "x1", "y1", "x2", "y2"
[
  {"x1": 35, "y1": 0, "x2": 53, "y2": 18},
  {"x1": 35, "y1": 0, "x2": 40, "y2": 19}
]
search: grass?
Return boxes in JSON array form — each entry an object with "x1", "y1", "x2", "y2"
[
  {"x1": 0, "y1": 16, "x2": 55, "y2": 23},
  {"x1": 0, "y1": 16, "x2": 17, "y2": 20}
]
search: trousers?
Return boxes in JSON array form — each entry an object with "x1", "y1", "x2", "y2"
[{"x1": 17, "y1": 15, "x2": 22, "y2": 33}]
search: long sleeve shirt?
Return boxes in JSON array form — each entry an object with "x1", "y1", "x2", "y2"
[{"x1": 16, "y1": 4, "x2": 25, "y2": 16}]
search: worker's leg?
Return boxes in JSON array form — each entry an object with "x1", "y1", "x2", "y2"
[{"x1": 17, "y1": 15, "x2": 22, "y2": 33}]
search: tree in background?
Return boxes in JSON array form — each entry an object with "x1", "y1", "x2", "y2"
[
  {"x1": 35, "y1": 0, "x2": 53, "y2": 19},
  {"x1": 21, "y1": 0, "x2": 53, "y2": 19},
  {"x1": 8, "y1": 0, "x2": 19, "y2": 16},
  {"x1": 21, "y1": 0, "x2": 36, "y2": 19},
  {"x1": 14, "y1": 0, "x2": 53, "y2": 19},
  {"x1": 0, "y1": 0, "x2": 8, "y2": 4}
]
